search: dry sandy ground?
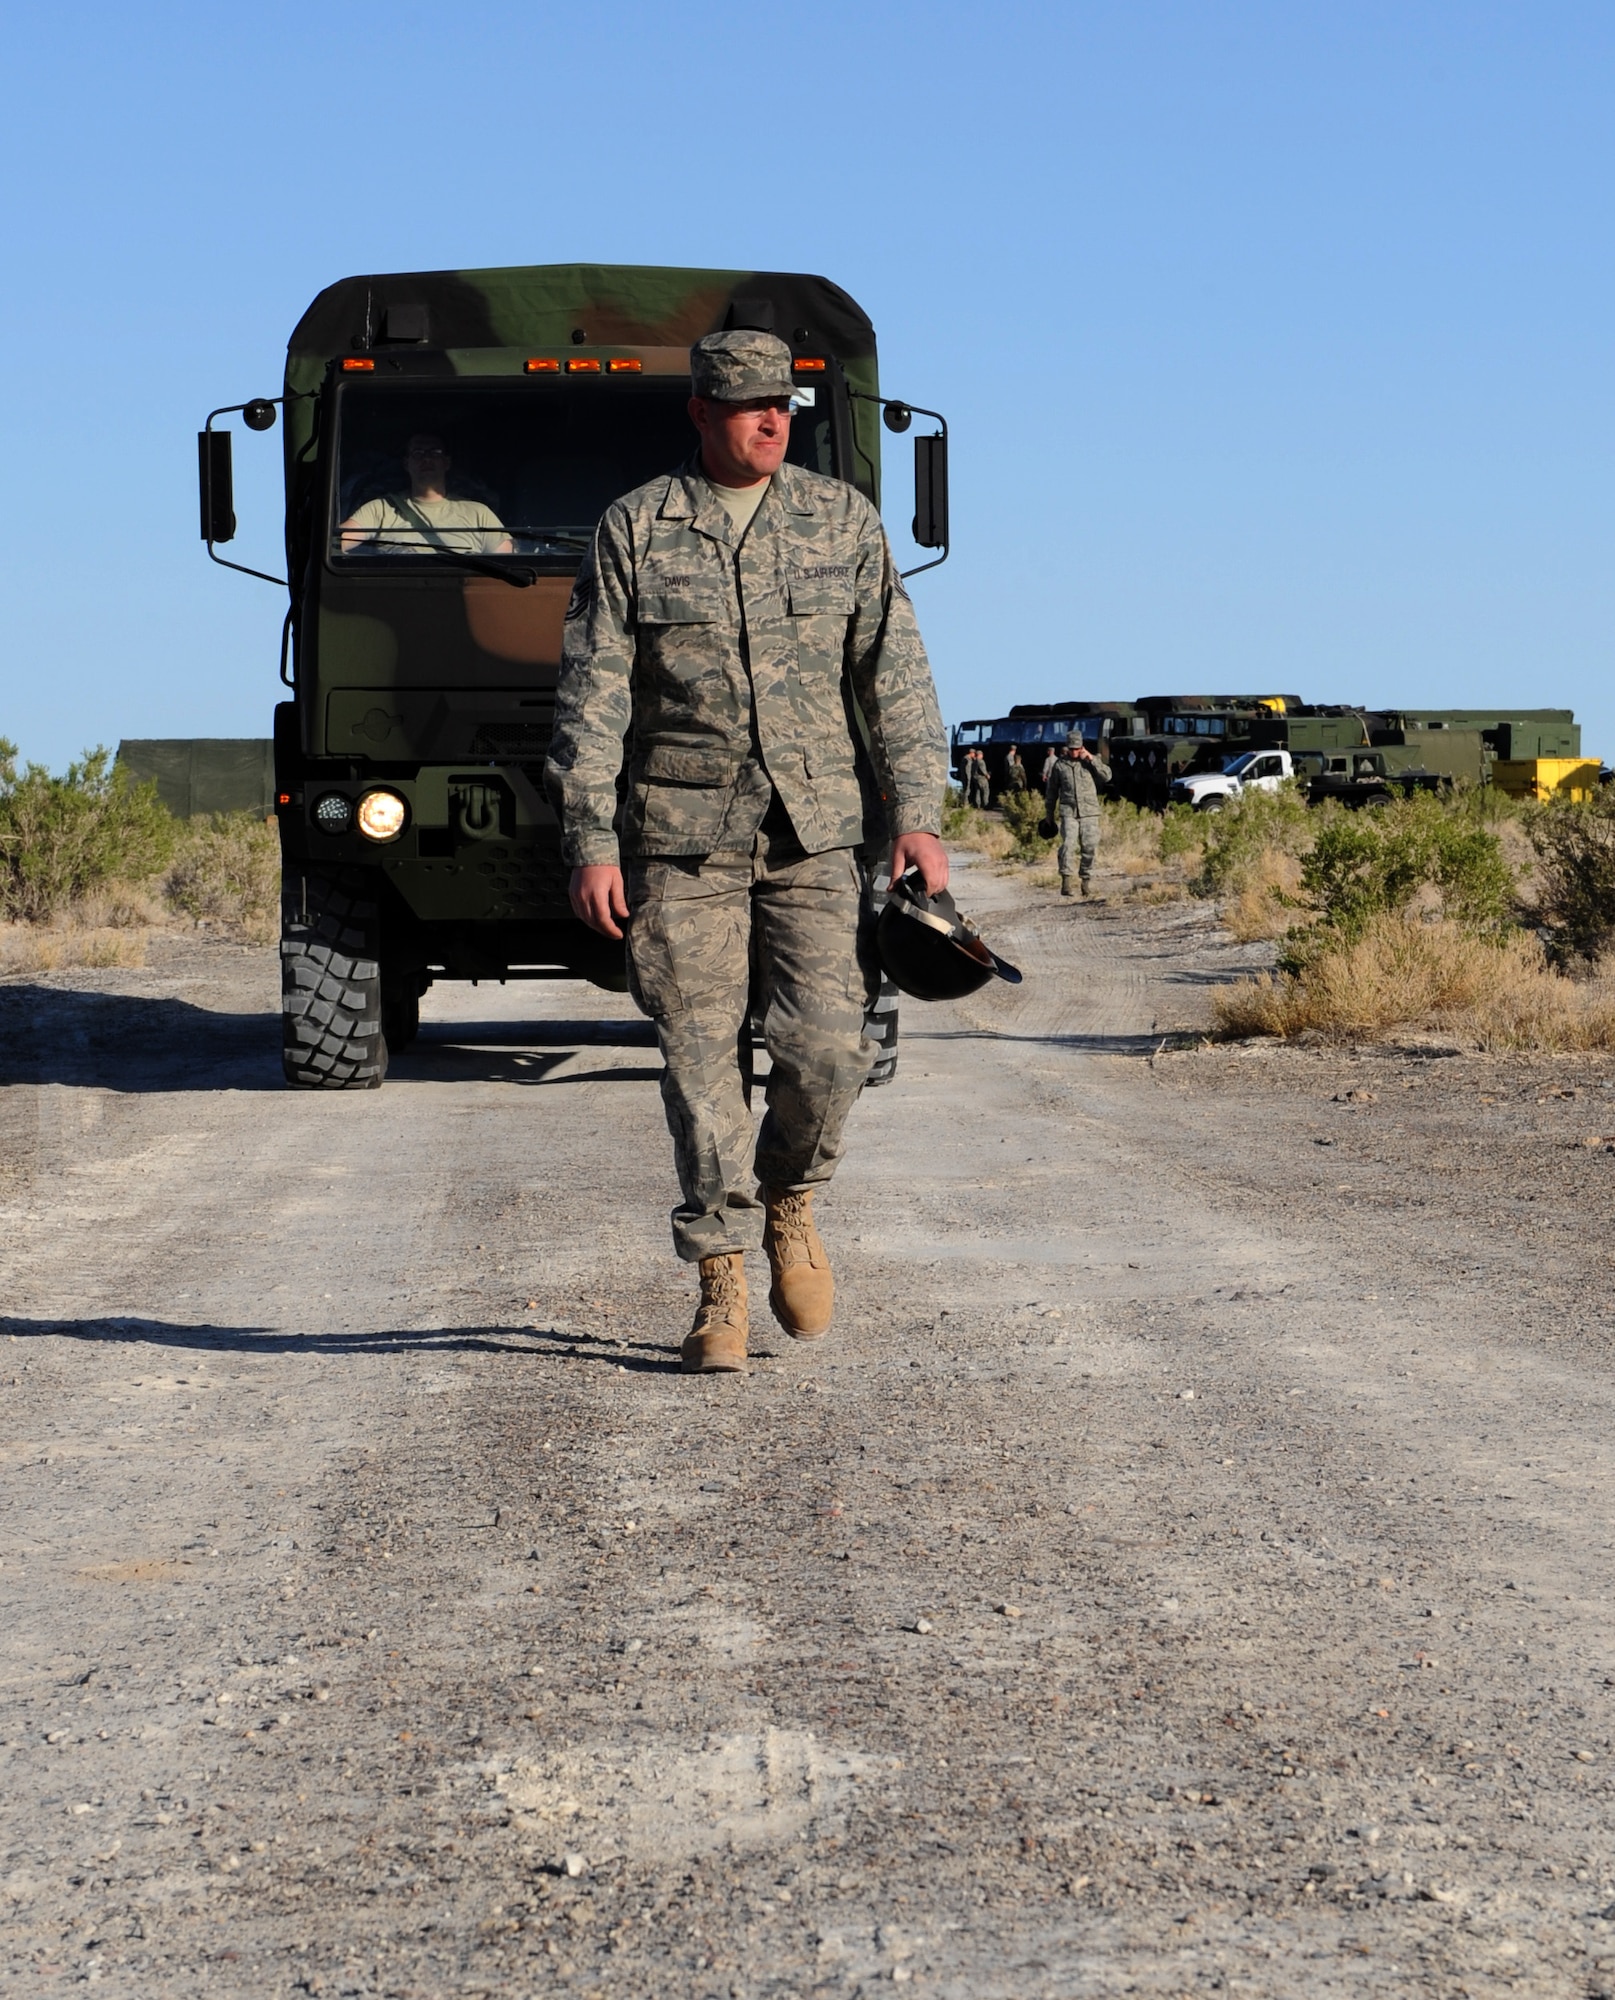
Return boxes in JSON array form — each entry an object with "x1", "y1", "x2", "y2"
[{"x1": 3, "y1": 857, "x2": 1615, "y2": 1999}]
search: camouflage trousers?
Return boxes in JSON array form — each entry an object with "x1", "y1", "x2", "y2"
[
  {"x1": 1057, "y1": 804, "x2": 1099, "y2": 884},
  {"x1": 624, "y1": 827, "x2": 875, "y2": 1262}
]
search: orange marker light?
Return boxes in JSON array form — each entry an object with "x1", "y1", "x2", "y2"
[
  {"x1": 524, "y1": 357, "x2": 560, "y2": 373},
  {"x1": 793, "y1": 357, "x2": 827, "y2": 372},
  {"x1": 342, "y1": 357, "x2": 375, "y2": 372},
  {"x1": 607, "y1": 357, "x2": 642, "y2": 373},
  {"x1": 566, "y1": 357, "x2": 602, "y2": 373},
  {"x1": 277, "y1": 792, "x2": 291, "y2": 806}
]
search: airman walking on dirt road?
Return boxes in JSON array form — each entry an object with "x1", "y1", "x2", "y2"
[
  {"x1": 1046, "y1": 727, "x2": 1111, "y2": 898},
  {"x1": 546, "y1": 328, "x2": 949, "y2": 1374}
]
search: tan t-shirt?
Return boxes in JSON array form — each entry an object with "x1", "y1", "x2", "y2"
[
  {"x1": 710, "y1": 478, "x2": 769, "y2": 540},
  {"x1": 342, "y1": 495, "x2": 509, "y2": 554}
]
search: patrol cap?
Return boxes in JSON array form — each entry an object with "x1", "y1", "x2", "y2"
[
  {"x1": 690, "y1": 329, "x2": 796, "y2": 403},
  {"x1": 1066, "y1": 727, "x2": 1085, "y2": 746}
]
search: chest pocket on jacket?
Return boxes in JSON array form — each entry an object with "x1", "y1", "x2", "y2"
[
  {"x1": 639, "y1": 585, "x2": 726, "y2": 626},
  {"x1": 786, "y1": 572, "x2": 855, "y2": 619},
  {"x1": 638, "y1": 584, "x2": 727, "y2": 688}
]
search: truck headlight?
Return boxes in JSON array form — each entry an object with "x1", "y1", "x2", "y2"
[
  {"x1": 356, "y1": 789, "x2": 407, "y2": 843},
  {"x1": 312, "y1": 792, "x2": 353, "y2": 834}
]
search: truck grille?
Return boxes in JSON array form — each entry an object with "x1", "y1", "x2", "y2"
[{"x1": 469, "y1": 721, "x2": 553, "y2": 755}]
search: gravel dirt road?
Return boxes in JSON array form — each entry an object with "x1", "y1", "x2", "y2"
[{"x1": 4, "y1": 857, "x2": 1615, "y2": 1999}]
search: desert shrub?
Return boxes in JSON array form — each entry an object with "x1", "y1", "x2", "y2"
[
  {"x1": 1095, "y1": 799, "x2": 1164, "y2": 876},
  {"x1": 1221, "y1": 847, "x2": 1306, "y2": 941},
  {"x1": 72, "y1": 880, "x2": 167, "y2": 929},
  {"x1": 1525, "y1": 790, "x2": 1615, "y2": 966},
  {"x1": 1000, "y1": 787, "x2": 1056, "y2": 860},
  {"x1": 941, "y1": 790, "x2": 1007, "y2": 858},
  {"x1": 164, "y1": 812, "x2": 280, "y2": 942},
  {"x1": 1214, "y1": 912, "x2": 1615, "y2": 1049},
  {"x1": 1280, "y1": 793, "x2": 1512, "y2": 972},
  {"x1": 0, "y1": 922, "x2": 149, "y2": 974},
  {"x1": 0, "y1": 740, "x2": 174, "y2": 923},
  {"x1": 1192, "y1": 784, "x2": 1314, "y2": 900},
  {"x1": 1157, "y1": 803, "x2": 1205, "y2": 864}
]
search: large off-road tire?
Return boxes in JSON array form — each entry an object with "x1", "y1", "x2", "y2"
[
  {"x1": 280, "y1": 866, "x2": 388, "y2": 1089},
  {"x1": 863, "y1": 974, "x2": 900, "y2": 1088}
]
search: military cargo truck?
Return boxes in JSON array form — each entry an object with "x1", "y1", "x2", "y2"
[
  {"x1": 952, "y1": 695, "x2": 1301, "y2": 807},
  {"x1": 950, "y1": 703, "x2": 1142, "y2": 793},
  {"x1": 199, "y1": 265, "x2": 947, "y2": 1088},
  {"x1": 1088, "y1": 696, "x2": 1300, "y2": 808},
  {"x1": 1242, "y1": 708, "x2": 1491, "y2": 805},
  {"x1": 1376, "y1": 709, "x2": 1579, "y2": 761}
]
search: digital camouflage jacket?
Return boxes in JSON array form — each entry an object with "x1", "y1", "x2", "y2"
[
  {"x1": 1045, "y1": 750, "x2": 1113, "y2": 816},
  {"x1": 545, "y1": 457, "x2": 946, "y2": 866}
]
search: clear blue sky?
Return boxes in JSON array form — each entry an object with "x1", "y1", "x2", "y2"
[{"x1": 3, "y1": 2, "x2": 1610, "y2": 770}]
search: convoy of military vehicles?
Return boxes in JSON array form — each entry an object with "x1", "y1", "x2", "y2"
[{"x1": 951, "y1": 695, "x2": 1601, "y2": 812}]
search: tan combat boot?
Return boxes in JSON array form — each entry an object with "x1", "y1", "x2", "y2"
[
  {"x1": 761, "y1": 1186, "x2": 834, "y2": 1341},
  {"x1": 1059, "y1": 875, "x2": 1072, "y2": 897},
  {"x1": 681, "y1": 1253, "x2": 748, "y2": 1374}
]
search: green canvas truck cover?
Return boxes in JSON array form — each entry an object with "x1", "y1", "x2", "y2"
[
  {"x1": 117, "y1": 739, "x2": 275, "y2": 818},
  {"x1": 284, "y1": 263, "x2": 885, "y2": 505}
]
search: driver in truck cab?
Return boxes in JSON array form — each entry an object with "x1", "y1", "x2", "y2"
[{"x1": 339, "y1": 433, "x2": 514, "y2": 556}]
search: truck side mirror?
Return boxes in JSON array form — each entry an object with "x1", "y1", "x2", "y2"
[
  {"x1": 198, "y1": 428, "x2": 236, "y2": 544},
  {"x1": 913, "y1": 432, "x2": 948, "y2": 550}
]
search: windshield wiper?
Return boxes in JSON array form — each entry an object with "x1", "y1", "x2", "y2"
[
  {"x1": 346, "y1": 543, "x2": 536, "y2": 587},
  {"x1": 507, "y1": 527, "x2": 594, "y2": 551}
]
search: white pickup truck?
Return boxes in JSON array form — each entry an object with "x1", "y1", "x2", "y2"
[{"x1": 1168, "y1": 748, "x2": 1296, "y2": 812}]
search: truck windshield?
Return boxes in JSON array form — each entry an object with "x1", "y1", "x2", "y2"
[
  {"x1": 992, "y1": 717, "x2": 1102, "y2": 745},
  {"x1": 1222, "y1": 752, "x2": 1259, "y2": 775},
  {"x1": 328, "y1": 378, "x2": 841, "y2": 567}
]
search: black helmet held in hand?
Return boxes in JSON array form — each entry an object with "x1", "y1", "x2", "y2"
[{"x1": 875, "y1": 868, "x2": 1023, "y2": 1003}]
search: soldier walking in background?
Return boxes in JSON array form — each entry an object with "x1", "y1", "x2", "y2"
[
  {"x1": 965, "y1": 748, "x2": 992, "y2": 808},
  {"x1": 546, "y1": 329, "x2": 948, "y2": 1374},
  {"x1": 1045, "y1": 727, "x2": 1111, "y2": 898},
  {"x1": 1003, "y1": 745, "x2": 1028, "y2": 794}
]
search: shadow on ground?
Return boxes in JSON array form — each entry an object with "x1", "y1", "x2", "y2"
[
  {"x1": 911, "y1": 1026, "x2": 1196, "y2": 1057},
  {"x1": 0, "y1": 988, "x2": 661, "y2": 1094},
  {"x1": 0, "y1": 1315, "x2": 686, "y2": 1371},
  {"x1": 0, "y1": 988, "x2": 283, "y2": 1092}
]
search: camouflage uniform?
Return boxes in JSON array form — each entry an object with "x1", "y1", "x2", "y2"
[
  {"x1": 546, "y1": 331, "x2": 947, "y2": 1261},
  {"x1": 1045, "y1": 746, "x2": 1112, "y2": 888},
  {"x1": 1003, "y1": 748, "x2": 1028, "y2": 793},
  {"x1": 965, "y1": 752, "x2": 991, "y2": 808}
]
